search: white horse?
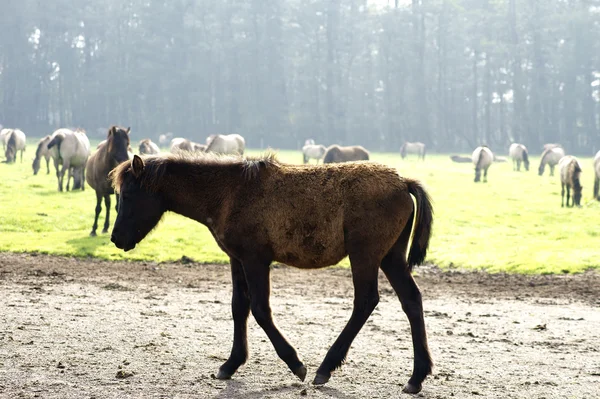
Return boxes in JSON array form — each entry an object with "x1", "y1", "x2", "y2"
[
  {"x1": 472, "y1": 146, "x2": 493, "y2": 183},
  {"x1": 205, "y1": 134, "x2": 245, "y2": 155},
  {"x1": 139, "y1": 139, "x2": 161, "y2": 155},
  {"x1": 302, "y1": 144, "x2": 327, "y2": 164},
  {"x1": 559, "y1": 156, "x2": 583, "y2": 207},
  {"x1": 509, "y1": 143, "x2": 530, "y2": 171},
  {"x1": 400, "y1": 142, "x2": 426, "y2": 160},
  {"x1": 32, "y1": 135, "x2": 61, "y2": 176},
  {"x1": 538, "y1": 146, "x2": 565, "y2": 176},
  {"x1": 158, "y1": 132, "x2": 173, "y2": 147},
  {"x1": 4, "y1": 129, "x2": 26, "y2": 163},
  {"x1": 593, "y1": 150, "x2": 600, "y2": 201},
  {"x1": 47, "y1": 128, "x2": 91, "y2": 191}
]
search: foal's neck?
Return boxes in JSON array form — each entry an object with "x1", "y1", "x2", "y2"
[{"x1": 160, "y1": 161, "x2": 240, "y2": 225}]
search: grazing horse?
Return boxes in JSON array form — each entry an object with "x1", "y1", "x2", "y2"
[
  {"x1": 559, "y1": 156, "x2": 583, "y2": 207},
  {"x1": 158, "y1": 132, "x2": 173, "y2": 147},
  {"x1": 32, "y1": 135, "x2": 60, "y2": 176},
  {"x1": 302, "y1": 143, "x2": 327, "y2": 164},
  {"x1": 139, "y1": 139, "x2": 160, "y2": 155},
  {"x1": 47, "y1": 129, "x2": 91, "y2": 191},
  {"x1": 205, "y1": 134, "x2": 246, "y2": 155},
  {"x1": 509, "y1": 143, "x2": 530, "y2": 171},
  {"x1": 170, "y1": 138, "x2": 204, "y2": 154},
  {"x1": 593, "y1": 150, "x2": 600, "y2": 201},
  {"x1": 110, "y1": 153, "x2": 434, "y2": 394},
  {"x1": 400, "y1": 142, "x2": 426, "y2": 160},
  {"x1": 85, "y1": 126, "x2": 131, "y2": 236},
  {"x1": 472, "y1": 146, "x2": 493, "y2": 183},
  {"x1": 323, "y1": 145, "x2": 370, "y2": 163},
  {"x1": 538, "y1": 147, "x2": 565, "y2": 176},
  {"x1": 4, "y1": 129, "x2": 26, "y2": 163}
]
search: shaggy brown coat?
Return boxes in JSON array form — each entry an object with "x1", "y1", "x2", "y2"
[
  {"x1": 110, "y1": 153, "x2": 434, "y2": 393},
  {"x1": 323, "y1": 145, "x2": 370, "y2": 163}
]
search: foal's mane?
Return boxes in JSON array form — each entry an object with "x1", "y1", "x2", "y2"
[{"x1": 111, "y1": 152, "x2": 279, "y2": 193}]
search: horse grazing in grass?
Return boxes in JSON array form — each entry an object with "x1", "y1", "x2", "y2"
[
  {"x1": 559, "y1": 156, "x2": 583, "y2": 207},
  {"x1": 538, "y1": 147, "x2": 565, "y2": 176},
  {"x1": 139, "y1": 139, "x2": 160, "y2": 155},
  {"x1": 323, "y1": 145, "x2": 369, "y2": 163},
  {"x1": 509, "y1": 143, "x2": 530, "y2": 171},
  {"x1": 4, "y1": 129, "x2": 26, "y2": 163},
  {"x1": 205, "y1": 134, "x2": 245, "y2": 155},
  {"x1": 110, "y1": 153, "x2": 434, "y2": 394},
  {"x1": 86, "y1": 126, "x2": 131, "y2": 236},
  {"x1": 400, "y1": 142, "x2": 426, "y2": 160},
  {"x1": 32, "y1": 135, "x2": 60, "y2": 176},
  {"x1": 594, "y1": 151, "x2": 600, "y2": 201},
  {"x1": 302, "y1": 143, "x2": 327, "y2": 164},
  {"x1": 472, "y1": 146, "x2": 493, "y2": 183},
  {"x1": 47, "y1": 129, "x2": 91, "y2": 191}
]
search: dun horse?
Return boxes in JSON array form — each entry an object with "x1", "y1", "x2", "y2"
[
  {"x1": 47, "y1": 128, "x2": 91, "y2": 191},
  {"x1": 400, "y1": 142, "x2": 426, "y2": 160},
  {"x1": 205, "y1": 134, "x2": 245, "y2": 155},
  {"x1": 32, "y1": 135, "x2": 60, "y2": 175},
  {"x1": 4, "y1": 129, "x2": 26, "y2": 163},
  {"x1": 509, "y1": 143, "x2": 530, "y2": 171},
  {"x1": 538, "y1": 147, "x2": 565, "y2": 176},
  {"x1": 559, "y1": 156, "x2": 583, "y2": 207},
  {"x1": 139, "y1": 139, "x2": 160, "y2": 155},
  {"x1": 86, "y1": 126, "x2": 131, "y2": 236},
  {"x1": 110, "y1": 153, "x2": 434, "y2": 394},
  {"x1": 323, "y1": 145, "x2": 369, "y2": 163},
  {"x1": 472, "y1": 146, "x2": 493, "y2": 182},
  {"x1": 593, "y1": 150, "x2": 600, "y2": 201},
  {"x1": 302, "y1": 143, "x2": 327, "y2": 164}
]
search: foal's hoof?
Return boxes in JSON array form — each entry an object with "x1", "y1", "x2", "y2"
[
  {"x1": 312, "y1": 373, "x2": 330, "y2": 385},
  {"x1": 215, "y1": 369, "x2": 233, "y2": 380},
  {"x1": 292, "y1": 364, "x2": 307, "y2": 382},
  {"x1": 402, "y1": 383, "x2": 422, "y2": 394},
  {"x1": 89, "y1": 231, "x2": 97, "y2": 237},
  {"x1": 101, "y1": 228, "x2": 109, "y2": 234}
]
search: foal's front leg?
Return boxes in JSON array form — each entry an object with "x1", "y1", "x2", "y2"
[
  {"x1": 217, "y1": 258, "x2": 250, "y2": 379},
  {"x1": 242, "y1": 258, "x2": 306, "y2": 381}
]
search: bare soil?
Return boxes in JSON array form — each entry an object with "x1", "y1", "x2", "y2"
[{"x1": 1, "y1": 252, "x2": 599, "y2": 399}]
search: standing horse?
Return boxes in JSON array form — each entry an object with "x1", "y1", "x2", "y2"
[
  {"x1": 4, "y1": 129, "x2": 26, "y2": 163},
  {"x1": 593, "y1": 150, "x2": 600, "y2": 201},
  {"x1": 509, "y1": 143, "x2": 530, "y2": 171},
  {"x1": 323, "y1": 145, "x2": 370, "y2": 163},
  {"x1": 559, "y1": 156, "x2": 583, "y2": 207},
  {"x1": 400, "y1": 142, "x2": 426, "y2": 160},
  {"x1": 302, "y1": 143, "x2": 327, "y2": 164},
  {"x1": 32, "y1": 135, "x2": 60, "y2": 176},
  {"x1": 472, "y1": 146, "x2": 493, "y2": 183},
  {"x1": 110, "y1": 153, "x2": 433, "y2": 394},
  {"x1": 538, "y1": 147, "x2": 565, "y2": 176},
  {"x1": 47, "y1": 129, "x2": 91, "y2": 191},
  {"x1": 205, "y1": 134, "x2": 246, "y2": 155},
  {"x1": 85, "y1": 126, "x2": 131, "y2": 236},
  {"x1": 139, "y1": 139, "x2": 160, "y2": 155}
]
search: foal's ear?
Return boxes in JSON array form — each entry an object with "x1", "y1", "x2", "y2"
[
  {"x1": 131, "y1": 155, "x2": 145, "y2": 178},
  {"x1": 108, "y1": 126, "x2": 116, "y2": 136}
]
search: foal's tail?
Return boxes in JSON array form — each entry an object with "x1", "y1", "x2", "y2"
[{"x1": 406, "y1": 179, "x2": 434, "y2": 270}]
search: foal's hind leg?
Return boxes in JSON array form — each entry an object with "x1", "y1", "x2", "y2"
[
  {"x1": 90, "y1": 192, "x2": 103, "y2": 236},
  {"x1": 217, "y1": 258, "x2": 251, "y2": 379},
  {"x1": 242, "y1": 258, "x2": 306, "y2": 381},
  {"x1": 102, "y1": 194, "x2": 111, "y2": 233},
  {"x1": 314, "y1": 254, "x2": 380, "y2": 385},
  {"x1": 380, "y1": 253, "x2": 433, "y2": 394}
]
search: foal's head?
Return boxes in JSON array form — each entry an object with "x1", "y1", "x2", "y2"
[
  {"x1": 110, "y1": 155, "x2": 167, "y2": 251},
  {"x1": 107, "y1": 126, "x2": 131, "y2": 165}
]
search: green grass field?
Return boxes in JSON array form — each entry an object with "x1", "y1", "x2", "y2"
[{"x1": 1, "y1": 140, "x2": 599, "y2": 274}]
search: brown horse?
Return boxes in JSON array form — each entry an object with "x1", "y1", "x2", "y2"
[
  {"x1": 85, "y1": 126, "x2": 131, "y2": 236},
  {"x1": 110, "y1": 153, "x2": 434, "y2": 393},
  {"x1": 559, "y1": 156, "x2": 583, "y2": 207},
  {"x1": 323, "y1": 145, "x2": 369, "y2": 163}
]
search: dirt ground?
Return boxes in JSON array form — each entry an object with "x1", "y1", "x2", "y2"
[{"x1": 0, "y1": 253, "x2": 599, "y2": 399}]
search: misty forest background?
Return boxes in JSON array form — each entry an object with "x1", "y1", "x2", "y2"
[{"x1": 1, "y1": 0, "x2": 600, "y2": 153}]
